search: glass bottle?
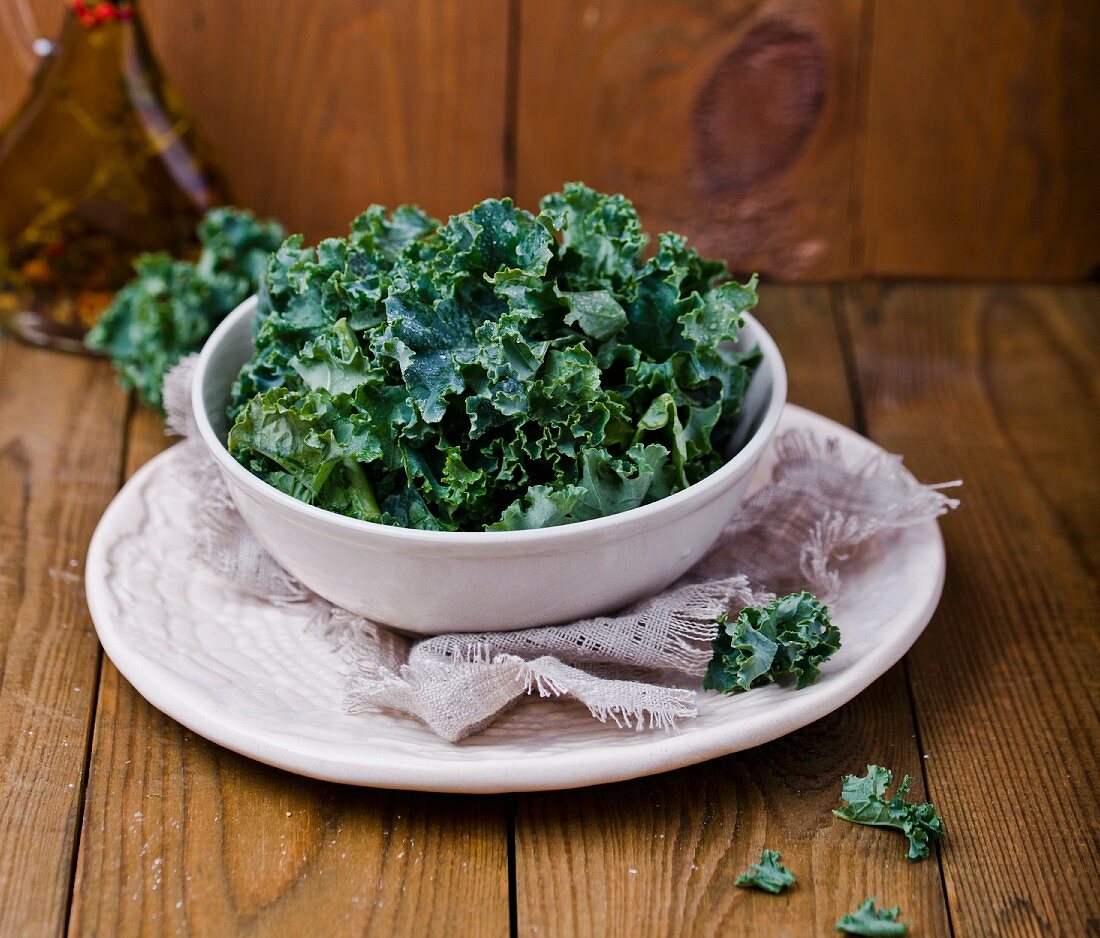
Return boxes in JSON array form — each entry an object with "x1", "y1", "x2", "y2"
[{"x1": 0, "y1": 0, "x2": 224, "y2": 351}]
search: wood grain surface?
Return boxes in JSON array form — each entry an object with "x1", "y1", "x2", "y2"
[
  {"x1": 843, "y1": 284, "x2": 1100, "y2": 935},
  {"x1": 973, "y1": 286, "x2": 1100, "y2": 576},
  {"x1": 3, "y1": 1, "x2": 1096, "y2": 278},
  {"x1": 0, "y1": 346, "x2": 128, "y2": 936},
  {"x1": 860, "y1": 1, "x2": 1100, "y2": 279},
  {"x1": 142, "y1": 0, "x2": 511, "y2": 243},
  {"x1": 512, "y1": 285, "x2": 952, "y2": 937},
  {"x1": 515, "y1": 0, "x2": 865, "y2": 279},
  {"x1": 0, "y1": 283, "x2": 1097, "y2": 934}
]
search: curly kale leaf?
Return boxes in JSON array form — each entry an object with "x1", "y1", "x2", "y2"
[
  {"x1": 703, "y1": 592, "x2": 840, "y2": 694},
  {"x1": 833, "y1": 765, "x2": 945, "y2": 861},
  {"x1": 86, "y1": 207, "x2": 284, "y2": 412},
  {"x1": 227, "y1": 183, "x2": 761, "y2": 531},
  {"x1": 539, "y1": 182, "x2": 646, "y2": 288},
  {"x1": 835, "y1": 899, "x2": 909, "y2": 936},
  {"x1": 734, "y1": 849, "x2": 797, "y2": 894}
]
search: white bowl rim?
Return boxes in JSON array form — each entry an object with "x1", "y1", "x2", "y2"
[{"x1": 192, "y1": 296, "x2": 788, "y2": 545}]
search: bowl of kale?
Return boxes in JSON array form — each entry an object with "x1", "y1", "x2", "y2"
[{"x1": 192, "y1": 184, "x2": 786, "y2": 633}]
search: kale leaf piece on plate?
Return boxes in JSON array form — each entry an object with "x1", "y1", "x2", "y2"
[
  {"x1": 703, "y1": 592, "x2": 840, "y2": 694},
  {"x1": 227, "y1": 183, "x2": 762, "y2": 532},
  {"x1": 87, "y1": 207, "x2": 285, "y2": 412},
  {"x1": 734, "y1": 848, "x2": 797, "y2": 894},
  {"x1": 833, "y1": 764, "x2": 946, "y2": 861}
]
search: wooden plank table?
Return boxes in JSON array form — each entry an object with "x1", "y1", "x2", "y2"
[{"x1": 0, "y1": 283, "x2": 1096, "y2": 937}]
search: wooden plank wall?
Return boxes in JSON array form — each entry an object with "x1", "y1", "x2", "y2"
[{"x1": 1, "y1": 0, "x2": 1097, "y2": 280}]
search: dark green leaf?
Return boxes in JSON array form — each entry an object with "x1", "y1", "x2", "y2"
[
  {"x1": 226, "y1": 186, "x2": 763, "y2": 530},
  {"x1": 734, "y1": 849, "x2": 797, "y2": 895},
  {"x1": 291, "y1": 319, "x2": 382, "y2": 395},
  {"x1": 703, "y1": 592, "x2": 840, "y2": 693},
  {"x1": 86, "y1": 207, "x2": 285, "y2": 411},
  {"x1": 538, "y1": 182, "x2": 646, "y2": 287},
  {"x1": 558, "y1": 287, "x2": 628, "y2": 340},
  {"x1": 833, "y1": 765, "x2": 946, "y2": 861},
  {"x1": 835, "y1": 899, "x2": 909, "y2": 936}
]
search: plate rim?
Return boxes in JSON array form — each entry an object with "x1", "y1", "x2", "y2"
[{"x1": 86, "y1": 405, "x2": 945, "y2": 793}]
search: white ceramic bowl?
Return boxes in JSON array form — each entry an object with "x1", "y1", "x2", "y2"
[{"x1": 193, "y1": 297, "x2": 787, "y2": 634}]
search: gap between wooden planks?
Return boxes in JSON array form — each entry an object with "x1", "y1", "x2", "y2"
[
  {"x1": 4, "y1": 283, "x2": 1096, "y2": 936},
  {"x1": 841, "y1": 284, "x2": 1100, "y2": 936},
  {"x1": 0, "y1": 342, "x2": 129, "y2": 936},
  {"x1": 513, "y1": 285, "x2": 953, "y2": 937}
]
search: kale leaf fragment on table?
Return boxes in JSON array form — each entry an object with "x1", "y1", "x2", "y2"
[
  {"x1": 703, "y1": 592, "x2": 840, "y2": 693},
  {"x1": 833, "y1": 764, "x2": 945, "y2": 860},
  {"x1": 227, "y1": 183, "x2": 763, "y2": 531},
  {"x1": 734, "y1": 848, "x2": 797, "y2": 894},
  {"x1": 86, "y1": 207, "x2": 285, "y2": 412},
  {"x1": 835, "y1": 898, "x2": 909, "y2": 936}
]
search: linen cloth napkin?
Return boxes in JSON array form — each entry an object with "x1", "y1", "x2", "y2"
[{"x1": 163, "y1": 358, "x2": 958, "y2": 742}]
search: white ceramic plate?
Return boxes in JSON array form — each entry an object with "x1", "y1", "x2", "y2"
[{"x1": 86, "y1": 406, "x2": 945, "y2": 793}]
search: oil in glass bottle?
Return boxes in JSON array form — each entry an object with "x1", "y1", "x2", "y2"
[{"x1": 0, "y1": 0, "x2": 224, "y2": 351}]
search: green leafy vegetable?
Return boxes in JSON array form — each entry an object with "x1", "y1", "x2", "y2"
[
  {"x1": 703, "y1": 592, "x2": 839, "y2": 693},
  {"x1": 86, "y1": 207, "x2": 285, "y2": 412},
  {"x1": 835, "y1": 899, "x2": 909, "y2": 936},
  {"x1": 735, "y1": 849, "x2": 797, "y2": 894},
  {"x1": 227, "y1": 183, "x2": 762, "y2": 531},
  {"x1": 833, "y1": 765, "x2": 945, "y2": 861}
]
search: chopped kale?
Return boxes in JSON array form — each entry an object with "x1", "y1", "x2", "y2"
[
  {"x1": 227, "y1": 183, "x2": 762, "y2": 530},
  {"x1": 703, "y1": 592, "x2": 840, "y2": 693},
  {"x1": 833, "y1": 765, "x2": 945, "y2": 861},
  {"x1": 836, "y1": 898, "x2": 909, "y2": 936},
  {"x1": 87, "y1": 207, "x2": 285, "y2": 412},
  {"x1": 735, "y1": 849, "x2": 797, "y2": 894}
]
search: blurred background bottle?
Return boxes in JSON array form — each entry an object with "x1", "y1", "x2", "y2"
[{"x1": 0, "y1": 0, "x2": 223, "y2": 352}]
